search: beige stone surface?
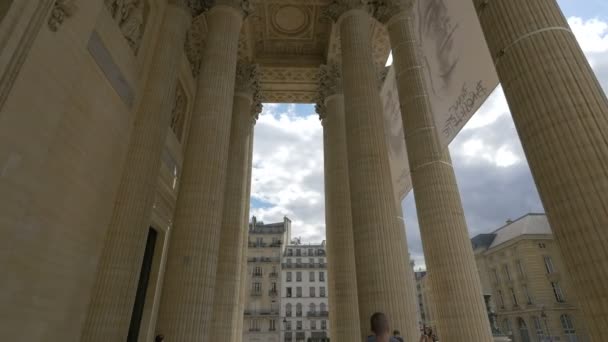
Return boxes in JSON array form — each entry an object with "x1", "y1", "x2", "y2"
[
  {"x1": 319, "y1": 64, "x2": 362, "y2": 342},
  {"x1": 334, "y1": 7, "x2": 418, "y2": 340},
  {"x1": 80, "y1": 4, "x2": 191, "y2": 340},
  {"x1": 472, "y1": 1, "x2": 608, "y2": 340},
  {"x1": 208, "y1": 63, "x2": 258, "y2": 342},
  {"x1": 0, "y1": 1, "x2": 145, "y2": 340},
  {"x1": 155, "y1": 4, "x2": 244, "y2": 340},
  {"x1": 382, "y1": 8, "x2": 493, "y2": 341}
]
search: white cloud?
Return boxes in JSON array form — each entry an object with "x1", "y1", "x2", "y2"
[
  {"x1": 250, "y1": 104, "x2": 325, "y2": 243},
  {"x1": 249, "y1": 15, "x2": 608, "y2": 267}
]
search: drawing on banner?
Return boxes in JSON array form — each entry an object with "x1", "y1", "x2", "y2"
[
  {"x1": 380, "y1": 67, "x2": 411, "y2": 201},
  {"x1": 381, "y1": 0, "x2": 499, "y2": 200}
]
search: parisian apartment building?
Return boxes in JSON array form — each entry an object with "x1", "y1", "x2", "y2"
[
  {"x1": 243, "y1": 216, "x2": 291, "y2": 342},
  {"x1": 280, "y1": 241, "x2": 330, "y2": 342},
  {"x1": 417, "y1": 213, "x2": 588, "y2": 342}
]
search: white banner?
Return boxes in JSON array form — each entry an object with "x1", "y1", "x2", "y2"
[{"x1": 381, "y1": 0, "x2": 499, "y2": 200}]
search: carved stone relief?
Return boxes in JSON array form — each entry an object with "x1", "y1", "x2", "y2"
[
  {"x1": 184, "y1": 14, "x2": 207, "y2": 78},
  {"x1": 48, "y1": 0, "x2": 77, "y2": 32},
  {"x1": 170, "y1": 81, "x2": 187, "y2": 142},
  {"x1": 105, "y1": 0, "x2": 148, "y2": 53}
]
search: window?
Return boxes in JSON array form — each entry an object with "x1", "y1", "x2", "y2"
[
  {"x1": 510, "y1": 288, "x2": 518, "y2": 306},
  {"x1": 250, "y1": 319, "x2": 260, "y2": 331},
  {"x1": 308, "y1": 249, "x2": 313, "y2": 256},
  {"x1": 503, "y1": 318, "x2": 512, "y2": 335},
  {"x1": 544, "y1": 256, "x2": 556, "y2": 274},
  {"x1": 497, "y1": 290, "x2": 505, "y2": 309},
  {"x1": 310, "y1": 286, "x2": 316, "y2": 297},
  {"x1": 287, "y1": 258, "x2": 292, "y2": 265},
  {"x1": 493, "y1": 269, "x2": 500, "y2": 283},
  {"x1": 297, "y1": 320, "x2": 302, "y2": 330},
  {"x1": 503, "y1": 264, "x2": 512, "y2": 281},
  {"x1": 532, "y1": 316, "x2": 544, "y2": 341},
  {"x1": 318, "y1": 258, "x2": 324, "y2": 265},
  {"x1": 287, "y1": 287, "x2": 292, "y2": 297},
  {"x1": 560, "y1": 314, "x2": 577, "y2": 342},
  {"x1": 320, "y1": 286, "x2": 326, "y2": 297},
  {"x1": 309, "y1": 303, "x2": 316, "y2": 315},
  {"x1": 296, "y1": 258, "x2": 302, "y2": 266},
  {"x1": 518, "y1": 317, "x2": 530, "y2": 342},
  {"x1": 321, "y1": 320, "x2": 327, "y2": 330},
  {"x1": 516, "y1": 260, "x2": 525, "y2": 278},
  {"x1": 296, "y1": 271, "x2": 302, "y2": 281},
  {"x1": 287, "y1": 249, "x2": 293, "y2": 256},
  {"x1": 254, "y1": 266, "x2": 262, "y2": 277},
  {"x1": 296, "y1": 249, "x2": 301, "y2": 256},
  {"x1": 286, "y1": 303, "x2": 292, "y2": 317},
  {"x1": 287, "y1": 272, "x2": 292, "y2": 282},
  {"x1": 551, "y1": 282, "x2": 565, "y2": 302},
  {"x1": 296, "y1": 303, "x2": 302, "y2": 317},
  {"x1": 286, "y1": 320, "x2": 292, "y2": 330},
  {"x1": 271, "y1": 282, "x2": 277, "y2": 292},
  {"x1": 309, "y1": 271, "x2": 315, "y2": 282},
  {"x1": 256, "y1": 237, "x2": 263, "y2": 245},
  {"x1": 311, "y1": 320, "x2": 316, "y2": 330},
  {"x1": 538, "y1": 242, "x2": 546, "y2": 248},
  {"x1": 319, "y1": 271, "x2": 325, "y2": 281},
  {"x1": 296, "y1": 287, "x2": 302, "y2": 297},
  {"x1": 269, "y1": 319, "x2": 276, "y2": 331},
  {"x1": 253, "y1": 282, "x2": 261, "y2": 293},
  {"x1": 523, "y1": 285, "x2": 533, "y2": 304}
]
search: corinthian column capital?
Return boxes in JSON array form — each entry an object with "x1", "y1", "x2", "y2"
[
  {"x1": 235, "y1": 63, "x2": 262, "y2": 121},
  {"x1": 202, "y1": 0, "x2": 254, "y2": 17},
  {"x1": 324, "y1": 0, "x2": 371, "y2": 22},
  {"x1": 235, "y1": 63, "x2": 260, "y2": 95},
  {"x1": 316, "y1": 64, "x2": 343, "y2": 119},
  {"x1": 369, "y1": 0, "x2": 413, "y2": 24}
]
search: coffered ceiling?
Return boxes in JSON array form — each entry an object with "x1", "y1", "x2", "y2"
[{"x1": 237, "y1": 0, "x2": 391, "y2": 103}]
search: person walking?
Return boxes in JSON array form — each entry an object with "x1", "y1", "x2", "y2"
[{"x1": 366, "y1": 312, "x2": 402, "y2": 342}]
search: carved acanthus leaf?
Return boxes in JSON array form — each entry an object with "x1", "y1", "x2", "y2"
[
  {"x1": 316, "y1": 64, "x2": 342, "y2": 119},
  {"x1": 235, "y1": 63, "x2": 262, "y2": 120},
  {"x1": 323, "y1": 0, "x2": 370, "y2": 22},
  {"x1": 185, "y1": 14, "x2": 207, "y2": 78},
  {"x1": 48, "y1": 0, "x2": 78, "y2": 32},
  {"x1": 369, "y1": 0, "x2": 414, "y2": 23}
]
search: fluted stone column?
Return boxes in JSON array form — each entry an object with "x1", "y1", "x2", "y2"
[
  {"x1": 235, "y1": 129, "x2": 255, "y2": 342},
  {"x1": 81, "y1": 3, "x2": 191, "y2": 340},
  {"x1": 327, "y1": 3, "x2": 419, "y2": 339},
  {"x1": 208, "y1": 63, "x2": 260, "y2": 342},
  {"x1": 473, "y1": 1, "x2": 608, "y2": 340},
  {"x1": 372, "y1": 3, "x2": 493, "y2": 341},
  {"x1": 156, "y1": 1, "x2": 248, "y2": 339},
  {"x1": 317, "y1": 64, "x2": 362, "y2": 342}
]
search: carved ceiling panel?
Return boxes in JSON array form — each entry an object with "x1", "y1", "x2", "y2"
[{"x1": 235, "y1": 0, "x2": 391, "y2": 104}]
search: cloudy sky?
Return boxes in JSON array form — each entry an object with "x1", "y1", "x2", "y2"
[{"x1": 249, "y1": 1, "x2": 608, "y2": 269}]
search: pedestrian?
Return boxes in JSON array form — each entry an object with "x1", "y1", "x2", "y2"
[
  {"x1": 393, "y1": 329, "x2": 405, "y2": 342},
  {"x1": 155, "y1": 334, "x2": 164, "y2": 342},
  {"x1": 366, "y1": 312, "x2": 402, "y2": 342},
  {"x1": 419, "y1": 326, "x2": 438, "y2": 342}
]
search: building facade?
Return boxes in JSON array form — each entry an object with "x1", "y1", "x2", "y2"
[
  {"x1": 473, "y1": 214, "x2": 588, "y2": 342},
  {"x1": 243, "y1": 217, "x2": 291, "y2": 342},
  {"x1": 280, "y1": 242, "x2": 330, "y2": 342}
]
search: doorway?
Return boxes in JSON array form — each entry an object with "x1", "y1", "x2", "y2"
[{"x1": 127, "y1": 227, "x2": 158, "y2": 342}]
